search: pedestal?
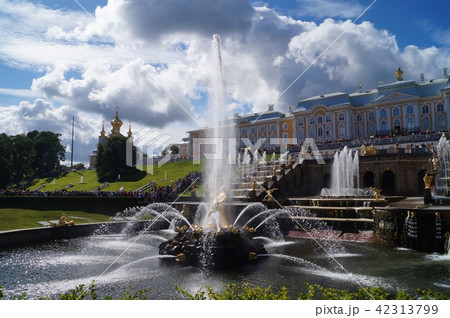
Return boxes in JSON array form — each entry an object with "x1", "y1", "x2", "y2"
[{"x1": 424, "y1": 188, "x2": 432, "y2": 204}]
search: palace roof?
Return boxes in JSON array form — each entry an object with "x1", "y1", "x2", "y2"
[{"x1": 295, "y1": 74, "x2": 449, "y2": 111}]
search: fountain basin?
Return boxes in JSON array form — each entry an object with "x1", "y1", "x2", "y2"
[{"x1": 158, "y1": 227, "x2": 267, "y2": 269}]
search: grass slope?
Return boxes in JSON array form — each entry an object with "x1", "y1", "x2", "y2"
[
  {"x1": 27, "y1": 160, "x2": 204, "y2": 192},
  {"x1": 0, "y1": 209, "x2": 111, "y2": 232}
]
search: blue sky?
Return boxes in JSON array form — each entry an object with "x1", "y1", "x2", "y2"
[{"x1": 0, "y1": 0, "x2": 449, "y2": 164}]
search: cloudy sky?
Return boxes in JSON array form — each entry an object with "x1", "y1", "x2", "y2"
[{"x1": 0, "y1": 0, "x2": 449, "y2": 165}]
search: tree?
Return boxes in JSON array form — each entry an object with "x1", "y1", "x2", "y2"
[
  {"x1": 27, "y1": 131, "x2": 65, "y2": 177},
  {"x1": 9, "y1": 134, "x2": 36, "y2": 183},
  {"x1": 162, "y1": 144, "x2": 179, "y2": 156},
  {"x1": 0, "y1": 133, "x2": 11, "y2": 188},
  {"x1": 95, "y1": 136, "x2": 137, "y2": 181}
]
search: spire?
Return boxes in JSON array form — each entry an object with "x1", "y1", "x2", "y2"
[
  {"x1": 127, "y1": 122, "x2": 133, "y2": 138},
  {"x1": 100, "y1": 120, "x2": 106, "y2": 137}
]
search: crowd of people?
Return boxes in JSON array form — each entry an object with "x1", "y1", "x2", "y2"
[{"x1": 0, "y1": 171, "x2": 203, "y2": 205}]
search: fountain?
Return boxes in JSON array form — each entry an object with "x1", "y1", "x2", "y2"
[
  {"x1": 158, "y1": 35, "x2": 267, "y2": 269},
  {"x1": 320, "y1": 146, "x2": 373, "y2": 197},
  {"x1": 436, "y1": 134, "x2": 450, "y2": 196},
  {"x1": 1, "y1": 36, "x2": 450, "y2": 300}
]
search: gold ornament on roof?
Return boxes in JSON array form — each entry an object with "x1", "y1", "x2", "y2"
[
  {"x1": 395, "y1": 68, "x2": 404, "y2": 81},
  {"x1": 100, "y1": 121, "x2": 106, "y2": 137},
  {"x1": 127, "y1": 122, "x2": 132, "y2": 138},
  {"x1": 111, "y1": 106, "x2": 123, "y2": 135}
]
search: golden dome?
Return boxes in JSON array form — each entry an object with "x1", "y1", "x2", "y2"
[{"x1": 111, "y1": 106, "x2": 123, "y2": 135}]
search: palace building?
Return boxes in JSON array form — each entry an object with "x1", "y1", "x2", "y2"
[
  {"x1": 180, "y1": 68, "x2": 450, "y2": 159},
  {"x1": 89, "y1": 107, "x2": 133, "y2": 168}
]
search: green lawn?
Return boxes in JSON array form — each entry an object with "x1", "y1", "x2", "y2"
[
  {"x1": 27, "y1": 160, "x2": 204, "y2": 192},
  {"x1": 0, "y1": 209, "x2": 112, "y2": 232}
]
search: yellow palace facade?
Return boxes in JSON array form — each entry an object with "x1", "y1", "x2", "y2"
[{"x1": 180, "y1": 68, "x2": 450, "y2": 159}]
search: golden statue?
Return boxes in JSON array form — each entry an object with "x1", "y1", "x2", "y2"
[
  {"x1": 252, "y1": 180, "x2": 257, "y2": 191},
  {"x1": 369, "y1": 187, "x2": 382, "y2": 200},
  {"x1": 175, "y1": 225, "x2": 188, "y2": 232},
  {"x1": 301, "y1": 145, "x2": 307, "y2": 155},
  {"x1": 423, "y1": 173, "x2": 434, "y2": 189},
  {"x1": 206, "y1": 188, "x2": 229, "y2": 228},
  {"x1": 395, "y1": 67, "x2": 404, "y2": 81},
  {"x1": 361, "y1": 145, "x2": 367, "y2": 155},
  {"x1": 244, "y1": 226, "x2": 256, "y2": 233},
  {"x1": 51, "y1": 213, "x2": 74, "y2": 227},
  {"x1": 361, "y1": 145, "x2": 377, "y2": 156},
  {"x1": 263, "y1": 188, "x2": 278, "y2": 202},
  {"x1": 288, "y1": 155, "x2": 292, "y2": 164},
  {"x1": 175, "y1": 253, "x2": 185, "y2": 262},
  {"x1": 172, "y1": 180, "x2": 177, "y2": 192},
  {"x1": 272, "y1": 166, "x2": 277, "y2": 177},
  {"x1": 432, "y1": 154, "x2": 438, "y2": 172}
]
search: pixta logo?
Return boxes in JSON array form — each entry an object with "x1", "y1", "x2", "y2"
[{"x1": 126, "y1": 128, "x2": 173, "y2": 174}]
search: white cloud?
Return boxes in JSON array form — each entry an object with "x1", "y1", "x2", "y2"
[
  {"x1": 1, "y1": 0, "x2": 450, "y2": 167},
  {"x1": 295, "y1": 0, "x2": 365, "y2": 19},
  {"x1": 0, "y1": 98, "x2": 101, "y2": 164}
]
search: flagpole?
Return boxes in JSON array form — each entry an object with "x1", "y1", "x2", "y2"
[{"x1": 71, "y1": 116, "x2": 74, "y2": 168}]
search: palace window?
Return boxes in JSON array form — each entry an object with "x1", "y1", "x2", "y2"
[
  {"x1": 260, "y1": 126, "x2": 265, "y2": 133},
  {"x1": 338, "y1": 113, "x2": 345, "y2": 121},
  {"x1": 422, "y1": 105, "x2": 430, "y2": 114},
  {"x1": 298, "y1": 129, "x2": 304, "y2": 141},
  {"x1": 369, "y1": 123, "x2": 376, "y2": 136},
  {"x1": 407, "y1": 117, "x2": 415, "y2": 131},
  {"x1": 326, "y1": 126, "x2": 331, "y2": 137},
  {"x1": 282, "y1": 122, "x2": 288, "y2": 130},
  {"x1": 251, "y1": 127, "x2": 256, "y2": 134},
  {"x1": 326, "y1": 114, "x2": 332, "y2": 123},
  {"x1": 381, "y1": 121, "x2": 387, "y2": 132},
  {"x1": 422, "y1": 116, "x2": 430, "y2": 130},
  {"x1": 407, "y1": 105, "x2": 414, "y2": 114},
  {"x1": 356, "y1": 113, "x2": 363, "y2": 122},
  {"x1": 368, "y1": 112, "x2": 375, "y2": 120},
  {"x1": 241, "y1": 129, "x2": 247, "y2": 135},
  {"x1": 338, "y1": 123, "x2": 345, "y2": 136},
  {"x1": 380, "y1": 109, "x2": 387, "y2": 118},
  {"x1": 283, "y1": 132, "x2": 289, "y2": 142},
  {"x1": 394, "y1": 119, "x2": 401, "y2": 131},
  {"x1": 357, "y1": 125, "x2": 363, "y2": 137},
  {"x1": 438, "y1": 115, "x2": 446, "y2": 130},
  {"x1": 318, "y1": 127, "x2": 323, "y2": 137},
  {"x1": 393, "y1": 107, "x2": 400, "y2": 117},
  {"x1": 317, "y1": 115, "x2": 323, "y2": 124},
  {"x1": 297, "y1": 118, "x2": 304, "y2": 126},
  {"x1": 437, "y1": 103, "x2": 444, "y2": 112},
  {"x1": 310, "y1": 117, "x2": 315, "y2": 125},
  {"x1": 270, "y1": 124, "x2": 276, "y2": 131},
  {"x1": 309, "y1": 127, "x2": 315, "y2": 138}
]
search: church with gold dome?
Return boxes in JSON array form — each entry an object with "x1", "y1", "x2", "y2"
[{"x1": 89, "y1": 107, "x2": 132, "y2": 168}]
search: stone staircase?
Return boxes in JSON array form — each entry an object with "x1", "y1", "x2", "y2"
[{"x1": 230, "y1": 161, "x2": 288, "y2": 201}]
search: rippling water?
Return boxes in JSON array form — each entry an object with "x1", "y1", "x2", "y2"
[{"x1": 0, "y1": 232, "x2": 449, "y2": 299}]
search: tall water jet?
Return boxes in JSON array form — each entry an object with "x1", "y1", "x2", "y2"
[
  {"x1": 204, "y1": 34, "x2": 235, "y2": 228},
  {"x1": 320, "y1": 146, "x2": 370, "y2": 197},
  {"x1": 436, "y1": 134, "x2": 450, "y2": 196},
  {"x1": 158, "y1": 35, "x2": 267, "y2": 269}
]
